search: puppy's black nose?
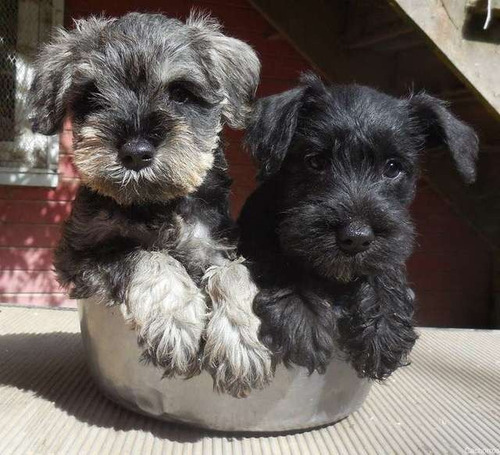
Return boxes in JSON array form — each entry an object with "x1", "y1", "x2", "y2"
[
  {"x1": 119, "y1": 139, "x2": 156, "y2": 171},
  {"x1": 337, "y1": 221, "x2": 375, "y2": 255}
]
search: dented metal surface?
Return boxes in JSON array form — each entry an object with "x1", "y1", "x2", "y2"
[{"x1": 78, "y1": 298, "x2": 371, "y2": 432}]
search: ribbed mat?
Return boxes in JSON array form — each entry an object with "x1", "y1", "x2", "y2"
[{"x1": 0, "y1": 305, "x2": 499, "y2": 455}]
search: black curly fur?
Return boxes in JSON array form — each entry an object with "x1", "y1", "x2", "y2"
[
  {"x1": 335, "y1": 271, "x2": 418, "y2": 380},
  {"x1": 239, "y1": 74, "x2": 478, "y2": 379},
  {"x1": 254, "y1": 284, "x2": 337, "y2": 374}
]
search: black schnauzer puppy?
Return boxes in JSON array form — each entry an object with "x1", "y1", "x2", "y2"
[
  {"x1": 239, "y1": 74, "x2": 478, "y2": 380},
  {"x1": 29, "y1": 12, "x2": 272, "y2": 397}
]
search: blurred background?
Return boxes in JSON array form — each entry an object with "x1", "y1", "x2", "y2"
[{"x1": 0, "y1": 0, "x2": 499, "y2": 328}]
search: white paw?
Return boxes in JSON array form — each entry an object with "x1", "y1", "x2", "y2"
[
  {"x1": 203, "y1": 260, "x2": 273, "y2": 397},
  {"x1": 125, "y1": 251, "x2": 208, "y2": 377}
]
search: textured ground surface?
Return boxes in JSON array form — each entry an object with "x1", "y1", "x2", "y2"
[{"x1": 0, "y1": 305, "x2": 498, "y2": 455}]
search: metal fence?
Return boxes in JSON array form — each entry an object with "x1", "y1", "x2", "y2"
[
  {"x1": 0, "y1": 0, "x2": 18, "y2": 143},
  {"x1": 0, "y1": 0, "x2": 63, "y2": 186}
]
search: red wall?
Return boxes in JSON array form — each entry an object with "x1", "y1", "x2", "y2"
[
  {"x1": 409, "y1": 182, "x2": 491, "y2": 327},
  {"x1": 0, "y1": 125, "x2": 76, "y2": 307},
  {"x1": 0, "y1": 0, "x2": 492, "y2": 327}
]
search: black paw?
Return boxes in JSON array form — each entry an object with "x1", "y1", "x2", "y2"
[
  {"x1": 343, "y1": 317, "x2": 418, "y2": 380},
  {"x1": 255, "y1": 288, "x2": 336, "y2": 374},
  {"x1": 337, "y1": 279, "x2": 418, "y2": 380}
]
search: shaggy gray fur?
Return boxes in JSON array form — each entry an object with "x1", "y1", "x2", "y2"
[{"x1": 29, "y1": 12, "x2": 271, "y2": 397}]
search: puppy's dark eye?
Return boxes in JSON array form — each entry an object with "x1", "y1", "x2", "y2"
[
  {"x1": 383, "y1": 159, "x2": 403, "y2": 179},
  {"x1": 169, "y1": 85, "x2": 194, "y2": 104},
  {"x1": 305, "y1": 153, "x2": 328, "y2": 172},
  {"x1": 73, "y1": 82, "x2": 101, "y2": 120}
]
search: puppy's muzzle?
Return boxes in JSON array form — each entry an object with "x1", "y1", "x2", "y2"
[
  {"x1": 119, "y1": 139, "x2": 156, "y2": 171},
  {"x1": 337, "y1": 220, "x2": 375, "y2": 255}
]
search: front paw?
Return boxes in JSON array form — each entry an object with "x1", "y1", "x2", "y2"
[
  {"x1": 203, "y1": 261, "x2": 273, "y2": 398},
  {"x1": 125, "y1": 252, "x2": 208, "y2": 377},
  {"x1": 204, "y1": 311, "x2": 273, "y2": 398},
  {"x1": 255, "y1": 289, "x2": 336, "y2": 374},
  {"x1": 337, "y1": 281, "x2": 418, "y2": 380},
  {"x1": 135, "y1": 295, "x2": 206, "y2": 378},
  {"x1": 346, "y1": 318, "x2": 418, "y2": 380}
]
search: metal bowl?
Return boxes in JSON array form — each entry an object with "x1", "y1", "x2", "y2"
[{"x1": 78, "y1": 298, "x2": 371, "y2": 432}]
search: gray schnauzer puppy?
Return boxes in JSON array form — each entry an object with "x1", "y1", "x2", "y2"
[
  {"x1": 29, "y1": 12, "x2": 272, "y2": 397},
  {"x1": 239, "y1": 74, "x2": 478, "y2": 380}
]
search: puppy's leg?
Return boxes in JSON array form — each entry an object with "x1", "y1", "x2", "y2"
[
  {"x1": 124, "y1": 251, "x2": 208, "y2": 377},
  {"x1": 203, "y1": 259, "x2": 273, "y2": 398},
  {"x1": 336, "y1": 270, "x2": 418, "y2": 380},
  {"x1": 255, "y1": 287, "x2": 336, "y2": 374}
]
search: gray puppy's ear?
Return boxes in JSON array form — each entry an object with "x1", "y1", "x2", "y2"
[
  {"x1": 29, "y1": 17, "x2": 111, "y2": 135},
  {"x1": 187, "y1": 12, "x2": 260, "y2": 129},
  {"x1": 408, "y1": 93, "x2": 479, "y2": 184}
]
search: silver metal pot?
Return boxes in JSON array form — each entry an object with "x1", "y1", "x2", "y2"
[{"x1": 78, "y1": 298, "x2": 371, "y2": 432}]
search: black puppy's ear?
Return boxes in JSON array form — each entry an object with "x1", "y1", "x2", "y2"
[
  {"x1": 245, "y1": 88, "x2": 303, "y2": 179},
  {"x1": 246, "y1": 73, "x2": 328, "y2": 179},
  {"x1": 29, "y1": 17, "x2": 111, "y2": 135},
  {"x1": 408, "y1": 93, "x2": 479, "y2": 184}
]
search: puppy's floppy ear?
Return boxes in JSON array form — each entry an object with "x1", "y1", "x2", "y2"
[
  {"x1": 245, "y1": 73, "x2": 327, "y2": 180},
  {"x1": 187, "y1": 12, "x2": 260, "y2": 129},
  {"x1": 408, "y1": 93, "x2": 479, "y2": 184},
  {"x1": 245, "y1": 88, "x2": 303, "y2": 179},
  {"x1": 29, "y1": 17, "x2": 111, "y2": 135}
]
